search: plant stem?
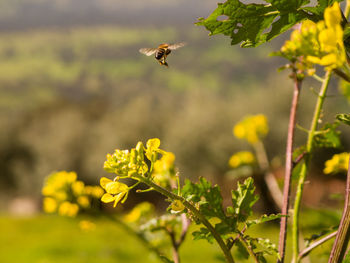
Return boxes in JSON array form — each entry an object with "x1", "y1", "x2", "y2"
[
  {"x1": 139, "y1": 176, "x2": 235, "y2": 263},
  {"x1": 254, "y1": 141, "x2": 283, "y2": 210},
  {"x1": 278, "y1": 73, "x2": 302, "y2": 263},
  {"x1": 238, "y1": 234, "x2": 259, "y2": 263},
  {"x1": 291, "y1": 70, "x2": 332, "y2": 263},
  {"x1": 298, "y1": 231, "x2": 337, "y2": 260},
  {"x1": 328, "y1": 157, "x2": 350, "y2": 263}
]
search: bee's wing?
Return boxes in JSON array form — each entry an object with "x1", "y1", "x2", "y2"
[
  {"x1": 139, "y1": 48, "x2": 157, "y2": 56},
  {"x1": 168, "y1": 42, "x2": 186, "y2": 50}
]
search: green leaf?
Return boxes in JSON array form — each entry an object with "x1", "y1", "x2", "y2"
[
  {"x1": 181, "y1": 177, "x2": 226, "y2": 220},
  {"x1": 197, "y1": 0, "x2": 346, "y2": 47},
  {"x1": 192, "y1": 227, "x2": 215, "y2": 243},
  {"x1": 231, "y1": 177, "x2": 259, "y2": 222},
  {"x1": 303, "y1": 0, "x2": 342, "y2": 17},
  {"x1": 246, "y1": 213, "x2": 285, "y2": 228},
  {"x1": 196, "y1": 0, "x2": 318, "y2": 47},
  {"x1": 337, "y1": 114, "x2": 350, "y2": 126},
  {"x1": 313, "y1": 123, "x2": 341, "y2": 149},
  {"x1": 234, "y1": 239, "x2": 250, "y2": 259}
]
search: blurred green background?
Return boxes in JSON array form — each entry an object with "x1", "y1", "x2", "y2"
[{"x1": 0, "y1": 0, "x2": 349, "y2": 262}]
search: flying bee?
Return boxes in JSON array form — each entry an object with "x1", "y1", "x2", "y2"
[{"x1": 139, "y1": 42, "x2": 186, "y2": 67}]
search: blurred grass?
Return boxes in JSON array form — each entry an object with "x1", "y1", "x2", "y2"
[{"x1": 0, "y1": 209, "x2": 341, "y2": 263}]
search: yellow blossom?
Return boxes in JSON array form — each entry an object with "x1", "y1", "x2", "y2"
[
  {"x1": 100, "y1": 177, "x2": 129, "y2": 207},
  {"x1": 229, "y1": 151, "x2": 256, "y2": 168},
  {"x1": 72, "y1": 181, "x2": 85, "y2": 196},
  {"x1": 58, "y1": 201, "x2": 79, "y2": 217},
  {"x1": 324, "y1": 152, "x2": 349, "y2": 174},
  {"x1": 77, "y1": 196, "x2": 90, "y2": 208},
  {"x1": 233, "y1": 114, "x2": 268, "y2": 144},
  {"x1": 43, "y1": 197, "x2": 57, "y2": 213}
]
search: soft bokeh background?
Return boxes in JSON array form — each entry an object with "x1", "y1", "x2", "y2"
[{"x1": 0, "y1": 0, "x2": 349, "y2": 262}]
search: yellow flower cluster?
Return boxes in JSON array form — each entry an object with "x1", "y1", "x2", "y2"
[
  {"x1": 42, "y1": 171, "x2": 103, "y2": 217},
  {"x1": 102, "y1": 138, "x2": 171, "y2": 207},
  {"x1": 152, "y1": 152, "x2": 176, "y2": 188},
  {"x1": 324, "y1": 152, "x2": 349, "y2": 174},
  {"x1": 233, "y1": 114, "x2": 269, "y2": 144},
  {"x1": 229, "y1": 151, "x2": 256, "y2": 168},
  {"x1": 281, "y1": 3, "x2": 346, "y2": 71}
]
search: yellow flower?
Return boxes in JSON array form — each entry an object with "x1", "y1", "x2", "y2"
[
  {"x1": 77, "y1": 196, "x2": 90, "y2": 208},
  {"x1": 58, "y1": 201, "x2": 79, "y2": 217},
  {"x1": 324, "y1": 2, "x2": 342, "y2": 28},
  {"x1": 229, "y1": 151, "x2": 256, "y2": 168},
  {"x1": 233, "y1": 114, "x2": 268, "y2": 144},
  {"x1": 100, "y1": 177, "x2": 129, "y2": 207},
  {"x1": 281, "y1": 2, "x2": 346, "y2": 71},
  {"x1": 43, "y1": 197, "x2": 57, "y2": 213},
  {"x1": 72, "y1": 181, "x2": 85, "y2": 196},
  {"x1": 324, "y1": 152, "x2": 349, "y2": 174},
  {"x1": 84, "y1": 185, "x2": 104, "y2": 199}
]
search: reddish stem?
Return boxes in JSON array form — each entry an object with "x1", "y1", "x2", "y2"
[
  {"x1": 328, "y1": 157, "x2": 350, "y2": 263},
  {"x1": 278, "y1": 74, "x2": 302, "y2": 263}
]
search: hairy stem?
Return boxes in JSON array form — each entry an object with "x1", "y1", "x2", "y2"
[
  {"x1": 328, "y1": 157, "x2": 350, "y2": 263},
  {"x1": 278, "y1": 73, "x2": 302, "y2": 263},
  {"x1": 298, "y1": 231, "x2": 337, "y2": 260},
  {"x1": 292, "y1": 71, "x2": 332, "y2": 263},
  {"x1": 139, "y1": 176, "x2": 235, "y2": 263}
]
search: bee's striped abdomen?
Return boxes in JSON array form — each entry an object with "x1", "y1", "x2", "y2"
[{"x1": 155, "y1": 48, "x2": 165, "y2": 60}]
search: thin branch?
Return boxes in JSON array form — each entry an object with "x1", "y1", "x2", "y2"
[
  {"x1": 328, "y1": 157, "x2": 350, "y2": 263},
  {"x1": 298, "y1": 231, "x2": 337, "y2": 260},
  {"x1": 278, "y1": 72, "x2": 302, "y2": 263},
  {"x1": 292, "y1": 70, "x2": 332, "y2": 263},
  {"x1": 293, "y1": 151, "x2": 307, "y2": 168}
]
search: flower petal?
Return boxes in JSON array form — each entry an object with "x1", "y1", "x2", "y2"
[
  {"x1": 101, "y1": 193, "x2": 115, "y2": 203},
  {"x1": 100, "y1": 177, "x2": 112, "y2": 189}
]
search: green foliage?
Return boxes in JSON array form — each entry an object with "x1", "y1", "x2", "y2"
[
  {"x1": 230, "y1": 177, "x2": 259, "y2": 222},
  {"x1": 196, "y1": 0, "x2": 343, "y2": 47},
  {"x1": 337, "y1": 113, "x2": 350, "y2": 126},
  {"x1": 246, "y1": 214, "x2": 285, "y2": 228},
  {"x1": 313, "y1": 123, "x2": 341, "y2": 149}
]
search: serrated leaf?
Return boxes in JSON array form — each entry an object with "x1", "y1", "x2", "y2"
[
  {"x1": 337, "y1": 114, "x2": 350, "y2": 126},
  {"x1": 181, "y1": 177, "x2": 226, "y2": 221},
  {"x1": 313, "y1": 123, "x2": 341, "y2": 149},
  {"x1": 246, "y1": 213, "x2": 285, "y2": 228},
  {"x1": 231, "y1": 177, "x2": 259, "y2": 222},
  {"x1": 196, "y1": 0, "x2": 326, "y2": 47},
  {"x1": 303, "y1": 0, "x2": 342, "y2": 17}
]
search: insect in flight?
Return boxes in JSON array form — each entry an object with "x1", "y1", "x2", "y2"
[{"x1": 139, "y1": 42, "x2": 186, "y2": 67}]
